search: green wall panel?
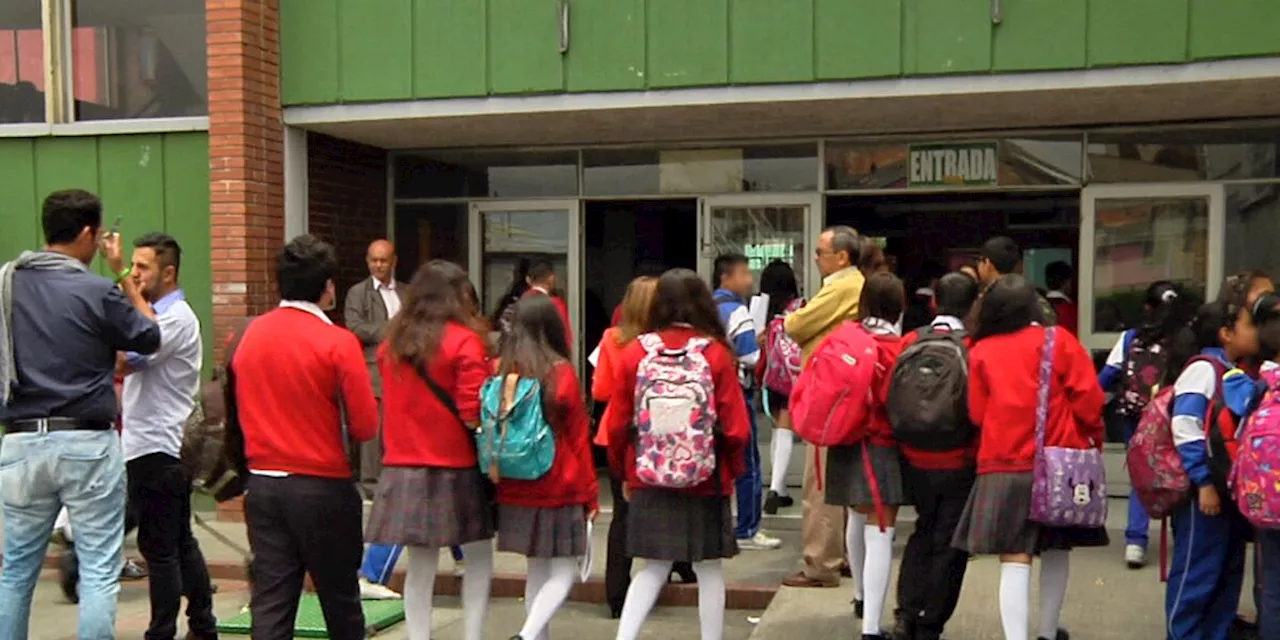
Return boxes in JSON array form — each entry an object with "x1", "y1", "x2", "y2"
[
  {"x1": 279, "y1": 0, "x2": 340, "y2": 105},
  {"x1": 488, "y1": 0, "x2": 564, "y2": 94},
  {"x1": 565, "y1": 0, "x2": 646, "y2": 92},
  {"x1": 814, "y1": 0, "x2": 901, "y2": 80},
  {"x1": 0, "y1": 140, "x2": 39, "y2": 261},
  {"x1": 992, "y1": 0, "x2": 1086, "y2": 71},
  {"x1": 1088, "y1": 0, "x2": 1189, "y2": 66},
  {"x1": 413, "y1": 0, "x2": 489, "y2": 97},
  {"x1": 1189, "y1": 0, "x2": 1280, "y2": 60},
  {"x1": 905, "y1": 0, "x2": 991, "y2": 75},
  {"x1": 338, "y1": 0, "x2": 414, "y2": 101},
  {"x1": 729, "y1": 0, "x2": 814, "y2": 84},
  {"x1": 35, "y1": 138, "x2": 100, "y2": 196},
  {"x1": 160, "y1": 134, "x2": 214, "y2": 369},
  {"x1": 98, "y1": 135, "x2": 168, "y2": 247},
  {"x1": 647, "y1": 0, "x2": 729, "y2": 88}
]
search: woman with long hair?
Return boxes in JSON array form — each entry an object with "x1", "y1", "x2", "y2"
[
  {"x1": 490, "y1": 257, "x2": 533, "y2": 326},
  {"x1": 757, "y1": 260, "x2": 803, "y2": 514},
  {"x1": 952, "y1": 274, "x2": 1106, "y2": 640},
  {"x1": 366, "y1": 260, "x2": 494, "y2": 640},
  {"x1": 603, "y1": 268, "x2": 751, "y2": 640},
  {"x1": 492, "y1": 295, "x2": 599, "y2": 640}
]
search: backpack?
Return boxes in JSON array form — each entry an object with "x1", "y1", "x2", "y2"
[
  {"x1": 477, "y1": 374, "x2": 557, "y2": 481},
  {"x1": 790, "y1": 321, "x2": 879, "y2": 447},
  {"x1": 887, "y1": 325, "x2": 973, "y2": 451},
  {"x1": 1232, "y1": 366, "x2": 1280, "y2": 529},
  {"x1": 183, "y1": 317, "x2": 256, "y2": 503},
  {"x1": 632, "y1": 333, "x2": 718, "y2": 489},
  {"x1": 762, "y1": 302, "x2": 804, "y2": 395},
  {"x1": 1116, "y1": 330, "x2": 1170, "y2": 418}
]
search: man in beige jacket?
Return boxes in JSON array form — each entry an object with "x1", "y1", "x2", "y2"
[{"x1": 781, "y1": 225, "x2": 864, "y2": 589}]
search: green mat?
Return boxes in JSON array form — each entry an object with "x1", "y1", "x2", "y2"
[{"x1": 217, "y1": 594, "x2": 405, "y2": 637}]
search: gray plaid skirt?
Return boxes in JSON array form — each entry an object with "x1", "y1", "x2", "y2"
[
  {"x1": 825, "y1": 442, "x2": 907, "y2": 507},
  {"x1": 365, "y1": 466, "x2": 495, "y2": 548},
  {"x1": 497, "y1": 504, "x2": 588, "y2": 558},
  {"x1": 951, "y1": 471, "x2": 1109, "y2": 555},
  {"x1": 626, "y1": 489, "x2": 738, "y2": 563}
]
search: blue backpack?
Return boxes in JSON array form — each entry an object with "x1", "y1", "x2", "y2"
[{"x1": 477, "y1": 374, "x2": 557, "y2": 481}]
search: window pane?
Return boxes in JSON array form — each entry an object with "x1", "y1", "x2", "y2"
[
  {"x1": 70, "y1": 0, "x2": 207, "y2": 120},
  {"x1": 1092, "y1": 196, "x2": 1208, "y2": 332},
  {"x1": 825, "y1": 138, "x2": 1083, "y2": 190},
  {"x1": 583, "y1": 144, "x2": 817, "y2": 196},
  {"x1": 1087, "y1": 129, "x2": 1280, "y2": 182},
  {"x1": 0, "y1": 1, "x2": 45, "y2": 123},
  {"x1": 707, "y1": 205, "x2": 809, "y2": 296},
  {"x1": 396, "y1": 151, "x2": 578, "y2": 199},
  {"x1": 481, "y1": 210, "x2": 569, "y2": 319},
  {"x1": 1223, "y1": 183, "x2": 1280, "y2": 281}
]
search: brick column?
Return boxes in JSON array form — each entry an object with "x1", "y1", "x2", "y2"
[{"x1": 207, "y1": 0, "x2": 283, "y2": 522}]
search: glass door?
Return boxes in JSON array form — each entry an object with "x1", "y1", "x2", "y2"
[
  {"x1": 698, "y1": 194, "x2": 823, "y2": 299},
  {"x1": 1079, "y1": 184, "x2": 1224, "y2": 495},
  {"x1": 469, "y1": 201, "x2": 582, "y2": 360}
]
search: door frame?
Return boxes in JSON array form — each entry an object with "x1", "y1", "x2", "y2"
[
  {"x1": 468, "y1": 199, "x2": 583, "y2": 362},
  {"x1": 1078, "y1": 183, "x2": 1225, "y2": 353},
  {"x1": 697, "y1": 193, "x2": 824, "y2": 298}
]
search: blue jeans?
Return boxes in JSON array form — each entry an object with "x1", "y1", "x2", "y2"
[
  {"x1": 1259, "y1": 529, "x2": 1280, "y2": 640},
  {"x1": 1123, "y1": 417, "x2": 1151, "y2": 548},
  {"x1": 734, "y1": 390, "x2": 762, "y2": 540},
  {"x1": 0, "y1": 431, "x2": 126, "y2": 640},
  {"x1": 360, "y1": 543, "x2": 463, "y2": 584}
]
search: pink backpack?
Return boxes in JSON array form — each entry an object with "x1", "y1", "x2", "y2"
[
  {"x1": 762, "y1": 299, "x2": 804, "y2": 395},
  {"x1": 1233, "y1": 367, "x2": 1280, "y2": 529},
  {"x1": 632, "y1": 333, "x2": 718, "y2": 489},
  {"x1": 790, "y1": 320, "x2": 878, "y2": 448}
]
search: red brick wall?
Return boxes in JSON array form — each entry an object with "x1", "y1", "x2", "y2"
[
  {"x1": 306, "y1": 131, "x2": 388, "y2": 321},
  {"x1": 207, "y1": 0, "x2": 283, "y2": 361}
]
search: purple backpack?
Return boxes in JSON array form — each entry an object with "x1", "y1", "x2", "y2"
[
  {"x1": 1233, "y1": 367, "x2": 1280, "y2": 529},
  {"x1": 1029, "y1": 327, "x2": 1109, "y2": 528}
]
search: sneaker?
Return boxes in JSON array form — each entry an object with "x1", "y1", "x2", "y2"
[
  {"x1": 454, "y1": 560, "x2": 465, "y2": 577},
  {"x1": 120, "y1": 559, "x2": 148, "y2": 580},
  {"x1": 359, "y1": 578, "x2": 402, "y2": 600},
  {"x1": 737, "y1": 531, "x2": 782, "y2": 550},
  {"x1": 1124, "y1": 544, "x2": 1146, "y2": 569},
  {"x1": 763, "y1": 491, "x2": 794, "y2": 514}
]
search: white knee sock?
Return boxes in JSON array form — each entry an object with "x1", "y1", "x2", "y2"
[
  {"x1": 1038, "y1": 550, "x2": 1070, "y2": 640},
  {"x1": 460, "y1": 539, "x2": 494, "y2": 640},
  {"x1": 694, "y1": 560, "x2": 726, "y2": 640},
  {"x1": 519, "y1": 557, "x2": 576, "y2": 640},
  {"x1": 861, "y1": 525, "x2": 895, "y2": 635},
  {"x1": 404, "y1": 546, "x2": 441, "y2": 640},
  {"x1": 769, "y1": 429, "x2": 794, "y2": 496},
  {"x1": 999, "y1": 562, "x2": 1032, "y2": 640},
  {"x1": 522, "y1": 558, "x2": 551, "y2": 640},
  {"x1": 846, "y1": 511, "x2": 868, "y2": 601},
  {"x1": 615, "y1": 561, "x2": 671, "y2": 640}
]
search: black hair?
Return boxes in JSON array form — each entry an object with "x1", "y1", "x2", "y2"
[
  {"x1": 1134, "y1": 280, "x2": 1191, "y2": 346},
  {"x1": 1253, "y1": 293, "x2": 1280, "y2": 362},
  {"x1": 980, "y1": 236, "x2": 1021, "y2": 275},
  {"x1": 649, "y1": 268, "x2": 730, "y2": 349},
  {"x1": 277, "y1": 234, "x2": 337, "y2": 303},
  {"x1": 490, "y1": 258, "x2": 532, "y2": 324},
  {"x1": 497, "y1": 294, "x2": 572, "y2": 427},
  {"x1": 133, "y1": 232, "x2": 182, "y2": 278},
  {"x1": 42, "y1": 189, "x2": 103, "y2": 246},
  {"x1": 1045, "y1": 261, "x2": 1073, "y2": 291},
  {"x1": 527, "y1": 260, "x2": 555, "y2": 283},
  {"x1": 760, "y1": 260, "x2": 800, "y2": 318},
  {"x1": 857, "y1": 272, "x2": 905, "y2": 324},
  {"x1": 972, "y1": 274, "x2": 1038, "y2": 343},
  {"x1": 712, "y1": 253, "x2": 749, "y2": 290},
  {"x1": 1219, "y1": 270, "x2": 1273, "y2": 309},
  {"x1": 935, "y1": 272, "x2": 979, "y2": 319}
]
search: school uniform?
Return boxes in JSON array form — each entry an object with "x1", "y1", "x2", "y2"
[
  {"x1": 603, "y1": 327, "x2": 751, "y2": 563},
  {"x1": 713, "y1": 288, "x2": 765, "y2": 542},
  {"x1": 952, "y1": 325, "x2": 1109, "y2": 555}
]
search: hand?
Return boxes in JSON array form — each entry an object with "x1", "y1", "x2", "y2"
[
  {"x1": 1198, "y1": 485, "x2": 1221, "y2": 516},
  {"x1": 99, "y1": 231, "x2": 125, "y2": 274},
  {"x1": 622, "y1": 482, "x2": 633, "y2": 501},
  {"x1": 586, "y1": 508, "x2": 598, "y2": 522}
]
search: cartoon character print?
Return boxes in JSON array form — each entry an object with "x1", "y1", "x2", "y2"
[{"x1": 633, "y1": 333, "x2": 718, "y2": 489}]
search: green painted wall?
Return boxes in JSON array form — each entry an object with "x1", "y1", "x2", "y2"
[
  {"x1": 280, "y1": 0, "x2": 1280, "y2": 105},
  {"x1": 0, "y1": 133, "x2": 214, "y2": 374}
]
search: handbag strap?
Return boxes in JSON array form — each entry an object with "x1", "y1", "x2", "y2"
[{"x1": 1034, "y1": 326, "x2": 1057, "y2": 450}]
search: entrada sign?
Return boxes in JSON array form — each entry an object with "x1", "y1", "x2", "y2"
[{"x1": 908, "y1": 142, "x2": 999, "y2": 187}]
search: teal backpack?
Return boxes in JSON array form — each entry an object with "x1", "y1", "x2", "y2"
[{"x1": 477, "y1": 374, "x2": 557, "y2": 481}]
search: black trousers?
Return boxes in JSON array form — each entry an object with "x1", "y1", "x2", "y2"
[
  {"x1": 245, "y1": 474, "x2": 365, "y2": 640},
  {"x1": 126, "y1": 453, "x2": 217, "y2": 640},
  {"x1": 896, "y1": 464, "x2": 975, "y2": 637}
]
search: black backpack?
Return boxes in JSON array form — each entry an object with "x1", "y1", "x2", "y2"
[
  {"x1": 1115, "y1": 331, "x2": 1169, "y2": 418},
  {"x1": 887, "y1": 326, "x2": 974, "y2": 451}
]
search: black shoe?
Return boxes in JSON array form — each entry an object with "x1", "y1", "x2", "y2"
[
  {"x1": 609, "y1": 603, "x2": 624, "y2": 619},
  {"x1": 58, "y1": 547, "x2": 79, "y2": 604},
  {"x1": 764, "y1": 490, "x2": 795, "y2": 514},
  {"x1": 890, "y1": 611, "x2": 916, "y2": 640},
  {"x1": 853, "y1": 598, "x2": 864, "y2": 618},
  {"x1": 1037, "y1": 630, "x2": 1069, "y2": 640},
  {"x1": 1230, "y1": 617, "x2": 1260, "y2": 640},
  {"x1": 672, "y1": 565, "x2": 697, "y2": 584},
  {"x1": 862, "y1": 635, "x2": 886, "y2": 640}
]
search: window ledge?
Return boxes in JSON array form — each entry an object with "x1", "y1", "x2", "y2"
[{"x1": 0, "y1": 117, "x2": 209, "y2": 138}]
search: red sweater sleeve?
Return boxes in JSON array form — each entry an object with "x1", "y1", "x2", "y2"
[
  {"x1": 556, "y1": 364, "x2": 600, "y2": 513},
  {"x1": 605, "y1": 343, "x2": 639, "y2": 478},
  {"x1": 591, "y1": 329, "x2": 617, "y2": 403},
  {"x1": 554, "y1": 295, "x2": 574, "y2": 350},
  {"x1": 710, "y1": 343, "x2": 750, "y2": 480},
  {"x1": 967, "y1": 349, "x2": 990, "y2": 430},
  {"x1": 336, "y1": 331, "x2": 379, "y2": 442},
  {"x1": 1060, "y1": 331, "x2": 1105, "y2": 446},
  {"x1": 452, "y1": 328, "x2": 490, "y2": 425}
]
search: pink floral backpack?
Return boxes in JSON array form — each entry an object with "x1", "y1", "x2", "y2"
[
  {"x1": 1232, "y1": 366, "x2": 1280, "y2": 529},
  {"x1": 762, "y1": 298, "x2": 804, "y2": 396},
  {"x1": 632, "y1": 333, "x2": 718, "y2": 489}
]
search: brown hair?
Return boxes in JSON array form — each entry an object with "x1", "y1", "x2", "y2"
[
  {"x1": 615, "y1": 276, "x2": 658, "y2": 345},
  {"x1": 858, "y1": 238, "x2": 886, "y2": 275},
  {"x1": 386, "y1": 260, "x2": 480, "y2": 366},
  {"x1": 649, "y1": 268, "x2": 732, "y2": 350},
  {"x1": 857, "y1": 271, "x2": 906, "y2": 323}
]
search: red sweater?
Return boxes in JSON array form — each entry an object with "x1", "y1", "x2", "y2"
[
  {"x1": 864, "y1": 333, "x2": 904, "y2": 447},
  {"x1": 604, "y1": 327, "x2": 750, "y2": 497},
  {"x1": 495, "y1": 363, "x2": 600, "y2": 512},
  {"x1": 380, "y1": 321, "x2": 490, "y2": 468},
  {"x1": 523, "y1": 288, "x2": 573, "y2": 350},
  {"x1": 897, "y1": 328, "x2": 978, "y2": 470},
  {"x1": 967, "y1": 325, "x2": 1105, "y2": 475},
  {"x1": 232, "y1": 307, "x2": 379, "y2": 478}
]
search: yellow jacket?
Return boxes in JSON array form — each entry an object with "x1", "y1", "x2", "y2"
[{"x1": 784, "y1": 267, "x2": 864, "y2": 364}]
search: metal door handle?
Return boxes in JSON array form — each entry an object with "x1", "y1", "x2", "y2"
[
  {"x1": 991, "y1": 0, "x2": 1003, "y2": 25},
  {"x1": 558, "y1": 0, "x2": 570, "y2": 54}
]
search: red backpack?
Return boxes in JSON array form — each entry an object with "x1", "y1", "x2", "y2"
[{"x1": 790, "y1": 321, "x2": 879, "y2": 448}]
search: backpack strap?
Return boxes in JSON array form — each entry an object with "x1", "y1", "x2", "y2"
[
  {"x1": 685, "y1": 337, "x2": 711, "y2": 354},
  {"x1": 638, "y1": 332, "x2": 665, "y2": 354},
  {"x1": 1033, "y1": 327, "x2": 1058, "y2": 452}
]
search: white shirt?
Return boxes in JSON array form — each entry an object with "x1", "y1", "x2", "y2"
[
  {"x1": 121, "y1": 290, "x2": 203, "y2": 462},
  {"x1": 375, "y1": 277, "x2": 401, "y2": 318}
]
